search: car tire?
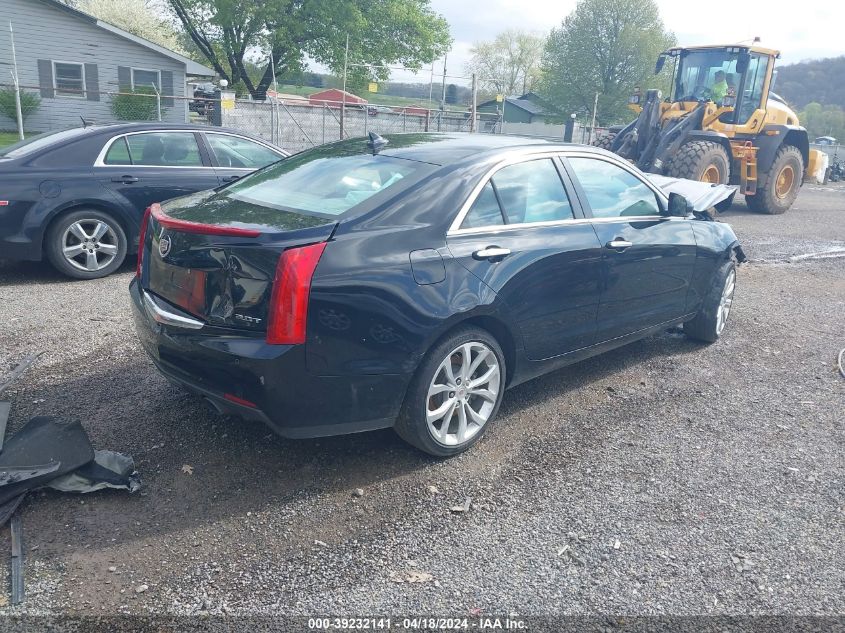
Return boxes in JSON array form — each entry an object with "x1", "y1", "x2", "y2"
[
  {"x1": 668, "y1": 140, "x2": 731, "y2": 184},
  {"x1": 46, "y1": 209, "x2": 127, "y2": 280},
  {"x1": 394, "y1": 326, "x2": 506, "y2": 457},
  {"x1": 745, "y1": 145, "x2": 803, "y2": 215},
  {"x1": 684, "y1": 260, "x2": 736, "y2": 343},
  {"x1": 591, "y1": 131, "x2": 617, "y2": 151}
]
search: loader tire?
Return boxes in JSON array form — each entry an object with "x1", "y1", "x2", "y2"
[
  {"x1": 591, "y1": 132, "x2": 617, "y2": 151},
  {"x1": 745, "y1": 145, "x2": 803, "y2": 215},
  {"x1": 668, "y1": 140, "x2": 730, "y2": 184}
]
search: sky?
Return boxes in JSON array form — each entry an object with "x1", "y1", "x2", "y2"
[{"x1": 384, "y1": 0, "x2": 845, "y2": 87}]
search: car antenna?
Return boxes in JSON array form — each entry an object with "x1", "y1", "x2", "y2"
[
  {"x1": 79, "y1": 116, "x2": 95, "y2": 128},
  {"x1": 367, "y1": 132, "x2": 388, "y2": 153}
]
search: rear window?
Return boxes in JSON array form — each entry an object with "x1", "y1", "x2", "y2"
[
  {"x1": 223, "y1": 151, "x2": 427, "y2": 217},
  {"x1": 0, "y1": 128, "x2": 90, "y2": 158}
]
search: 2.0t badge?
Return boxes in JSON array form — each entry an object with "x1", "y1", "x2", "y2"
[{"x1": 158, "y1": 234, "x2": 172, "y2": 258}]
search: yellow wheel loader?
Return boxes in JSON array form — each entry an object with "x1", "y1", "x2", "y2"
[{"x1": 593, "y1": 44, "x2": 825, "y2": 214}]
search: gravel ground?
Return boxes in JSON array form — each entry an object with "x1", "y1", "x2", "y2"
[{"x1": 0, "y1": 184, "x2": 842, "y2": 625}]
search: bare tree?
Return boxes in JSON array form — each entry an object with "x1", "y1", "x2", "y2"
[{"x1": 465, "y1": 30, "x2": 545, "y2": 97}]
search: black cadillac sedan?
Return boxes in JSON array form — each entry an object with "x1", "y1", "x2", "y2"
[
  {"x1": 0, "y1": 123, "x2": 287, "y2": 279},
  {"x1": 130, "y1": 133, "x2": 744, "y2": 456}
]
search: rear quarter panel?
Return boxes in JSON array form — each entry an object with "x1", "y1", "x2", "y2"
[{"x1": 305, "y1": 164, "x2": 510, "y2": 379}]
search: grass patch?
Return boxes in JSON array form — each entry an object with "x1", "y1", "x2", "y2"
[{"x1": 0, "y1": 131, "x2": 23, "y2": 149}]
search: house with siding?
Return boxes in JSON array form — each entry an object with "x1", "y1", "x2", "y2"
[
  {"x1": 0, "y1": 0, "x2": 215, "y2": 131},
  {"x1": 477, "y1": 93, "x2": 557, "y2": 124}
]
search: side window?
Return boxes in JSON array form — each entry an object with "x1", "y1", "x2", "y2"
[
  {"x1": 131, "y1": 68, "x2": 160, "y2": 91},
  {"x1": 567, "y1": 158, "x2": 660, "y2": 218},
  {"x1": 491, "y1": 159, "x2": 574, "y2": 224},
  {"x1": 461, "y1": 182, "x2": 504, "y2": 229},
  {"x1": 126, "y1": 132, "x2": 203, "y2": 167},
  {"x1": 738, "y1": 54, "x2": 769, "y2": 123},
  {"x1": 104, "y1": 137, "x2": 132, "y2": 165},
  {"x1": 206, "y1": 133, "x2": 281, "y2": 169}
]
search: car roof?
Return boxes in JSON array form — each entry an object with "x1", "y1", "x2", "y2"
[
  {"x1": 0, "y1": 123, "x2": 284, "y2": 160},
  {"x1": 340, "y1": 133, "x2": 598, "y2": 166}
]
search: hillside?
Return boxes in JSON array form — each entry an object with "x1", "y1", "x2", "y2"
[{"x1": 775, "y1": 56, "x2": 845, "y2": 110}]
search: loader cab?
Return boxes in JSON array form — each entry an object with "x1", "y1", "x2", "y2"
[{"x1": 661, "y1": 46, "x2": 775, "y2": 131}]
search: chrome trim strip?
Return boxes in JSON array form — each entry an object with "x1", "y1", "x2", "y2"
[
  {"x1": 447, "y1": 151, "x2": 570, "y2": 234},
  {"x1": 447, "y1": 215, "x2": 667, "y2": 237},
  {"x1": 446, "y1": 148, "x2": 670, "y2": 235},
  {"x1": 93, "y1": 129, "x2": 284, "y2": 167},
  {"x1": 142, "y1": 291, "x2": 205, "y2": 330}
]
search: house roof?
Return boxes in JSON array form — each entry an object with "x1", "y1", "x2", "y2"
[
  {"x1": 37, "y1": 0, "x2": 216, "y2": 77},
  {"x1": 477, "y1": 94, "x2": 550, "y2": 116},
  {"x1": 309, "y1": 89, "x2": 368, "y2": 104}
]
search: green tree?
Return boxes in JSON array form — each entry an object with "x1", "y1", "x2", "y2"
[
  {"x1": 799, "y1": 102, "x2": 845, "y2": 141},
  {"x1": 167, "y1": 0, "x2": 451, "y2": 100},
  {"x1": 538, "y1": 0, "x2": 675, "y2": 124},
  {"x1": 77, "y1": 0, "x2": 185, "y2": 52},
  {"x1": 0, "y1": 88, "x2": 41, "y2": 125},
  {"x1": 110, "y1": 86, "x2": 163, "y2": 120},
  {"x1": 445, "y1": 83, "x2": 458, "y2": 104},
  {"x1": 465, "y1": 30, "x2": 545, "y2": 97}
]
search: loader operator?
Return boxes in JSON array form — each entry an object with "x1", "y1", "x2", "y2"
[{"x1": 711, "y1": 70, "x2": 729, "y2": 105}]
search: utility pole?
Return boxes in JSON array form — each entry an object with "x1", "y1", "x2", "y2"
[
  {"x1": 470, "y1": 73, "x2": 477, "y2": 133},
  {"x1": 340, "y1": 34, "x2": 348, "y2": 140},
  {"x1": 270, "y1": 50, "x2": 279, "y2": 145},
  {"x1": 9, "y1": 22, "x2": 24, "y2": 140},
  {"x1": 440, "y1": 54, "x2": 447, "y2": 109},
  {"x1": 428, "y1": 61, "x2": 435, "y2": 108},
  {"x1": 589, "y1": 92, "x2": 599, "y2": 144}
]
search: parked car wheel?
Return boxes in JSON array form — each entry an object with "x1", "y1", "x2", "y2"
[
  {"x1": 684, "y1": 260, "x2": 736, "y2": 343},
  {"x1": 395, "y1": 327, "x2": 506, "y2": 457},
  {"x1": 46, "y1": 209, "x2": 127, "y2": 279}
]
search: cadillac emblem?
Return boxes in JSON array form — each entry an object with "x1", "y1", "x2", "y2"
[{"x1": 158, "y1": 234, "x2": 172, "y2": 258}]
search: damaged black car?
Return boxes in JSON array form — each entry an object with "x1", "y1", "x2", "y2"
[{"x1": 130, "y1": 133, "x2": 745, "y2": 456}]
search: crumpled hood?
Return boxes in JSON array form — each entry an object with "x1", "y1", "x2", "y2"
[{"x1": 648, "y1": 174, "x2": 738, "y2": 212}]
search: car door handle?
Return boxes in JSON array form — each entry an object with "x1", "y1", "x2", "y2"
[
  {"x1": 473, "y1": 246, "x2": 511, "y2": 260},
  {"x1": 606, "y1": 239, "x2": 633, "y2": 250},
  {"x1": 111, "y1": 176, "x2": 139, "y2": 184}
]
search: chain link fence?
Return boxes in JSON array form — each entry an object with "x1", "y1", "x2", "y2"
[
  {"x1": 809, "y1": 142, "x2": 844, "y2": 160},
  {"x1": 217, "y1": 98, "x2": 506, "y2": 152},
  {"x1": 1, "y1": 83, "x2": 583, "y2": 153},
  {"x1": 0, "y1": 82, "x2": 208, "y2": 134}
]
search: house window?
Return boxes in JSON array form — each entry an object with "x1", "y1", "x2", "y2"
[
  {"x1": 53, "y1": 62, "x2": 85, "y2": 98},
  {"x1": 131, "y1": 68, "x2": 161, "y2": 92}
]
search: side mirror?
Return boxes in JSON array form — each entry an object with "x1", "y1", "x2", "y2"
[
  {"x1": 654, "y1": 55, "x2": 666, "y2": 75},
  {"x1": 667, "y1": 192, "x2": 692, "y2": 216}
]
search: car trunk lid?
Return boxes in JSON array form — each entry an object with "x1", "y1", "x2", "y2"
[{"x1": 139, "y1": 190, "x2": 336, "y2": 333}]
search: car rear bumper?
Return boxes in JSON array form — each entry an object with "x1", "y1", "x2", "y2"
[{"x1": 129, "y1": 278, "x2": 405, "y2": 439}]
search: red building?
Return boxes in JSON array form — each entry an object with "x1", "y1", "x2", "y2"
[
  {"x1": 308, "y1": 89, "x2": 367, "y2": 107},
  {"x1": 393, "y1": 105, "x2": 429, "y2": 117}
]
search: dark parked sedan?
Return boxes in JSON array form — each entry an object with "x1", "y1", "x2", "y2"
[
  {"x1": 0, "y1": 123, "x2": 287, "y2": 279},
  {"x1": 130, "y1": 133, "x2": 744, "y2": 456}
]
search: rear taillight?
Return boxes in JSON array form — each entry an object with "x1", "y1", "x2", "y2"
[
  {"x1": 136, "y1": 205, "x2": 152, "y2": 277},
  {"x1": 150, "y1": 202, "x2": 261, "y2": 237},
  {"x1": 266, "y1": 242, "x2": 327, "y2": 345}
]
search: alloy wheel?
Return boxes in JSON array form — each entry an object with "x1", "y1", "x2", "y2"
[
  {"x1": 716, "y1": 269, "x2": 736, "y2": 335},
  {"x1": 425, "y1": 342, "x2": 501, "y2": 447},
  {"x1": 61, "y1": 219, "x2": 120, "y2": 272}
]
